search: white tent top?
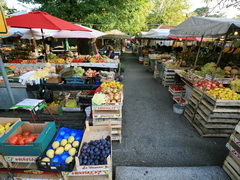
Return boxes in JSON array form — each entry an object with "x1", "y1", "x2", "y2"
[
  {"x1": 141, "y1": 29, "x2": 171, "y2": 39},
  {"x1": 52, "y1": 25, "x2": 106, "y2": 38},
  {"x1": 169, "y1": 16, "x2": 240, "y2": 37}
]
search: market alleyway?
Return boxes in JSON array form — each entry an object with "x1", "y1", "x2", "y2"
[{"x1": 113, "y1": 53, "x2": 230, "y2": 178}]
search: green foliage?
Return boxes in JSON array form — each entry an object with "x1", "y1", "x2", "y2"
[
  {"x1": 147, "y1": 0, "x2": 190, "y2": 26},
  {"x1": 18, "y1": 0, "x2": 153, "y2": 35},
  {"x1": 194, "y1": 6, "x2": 225, "y2": 17}
]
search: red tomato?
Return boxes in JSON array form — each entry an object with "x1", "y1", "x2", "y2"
[
  {"x1": 22, "y1": 131, "x2": 31, "y2": 136},
  {"x1": 31, "y1": 135, "x2": 38, "y2": 141},
  {"x1": 25, "y1": 137, "x2": 35, "y2": 144},
  {"x1": 9, "y1": 136, "x2": 19, "y2": 145},
  {"x1": 18, "y1": 138, "x2": 26, "y2": 145},
  {"x1": 16, "y1": 134, "x2": 23, "y2": 138}
]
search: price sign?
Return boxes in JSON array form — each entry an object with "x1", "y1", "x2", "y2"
[
  {"x1": 5, "y1": 156, "x2": 37, "y2": 163},
  {"x1": 0, "y1": 5, "x2": 8, "y2": 34}
]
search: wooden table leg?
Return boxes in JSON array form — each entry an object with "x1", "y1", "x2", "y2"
[
  {"x1": 13, "y1": 109, "x2": 19, "y2": 118},
  {"x1": 30, "y1": 111, "x2": 36, "y2": 123}
]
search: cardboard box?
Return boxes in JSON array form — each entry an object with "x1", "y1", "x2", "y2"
[
  {"x1": 13, "y1": 173, "x2": 62, "y2": 180},
  {"x1": 43, "y1": 106, "x2": 62, "y2": 115},
  {"x1": 62, "y1": 122, "x2": 112, "y2": 179},
  {"x1": 0, "y1": 122, "x2": 56, "y2": 156},
  {"x1": 0, "y1": 117, "x2": 21, "y2": 138}
]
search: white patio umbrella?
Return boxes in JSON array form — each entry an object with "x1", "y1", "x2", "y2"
[
  {"x1": 21, "y1": 28, "x2": 59, "y2": 40},
  {"x1": 52, "y1": 25, "x2": 106, "y2": 38}
]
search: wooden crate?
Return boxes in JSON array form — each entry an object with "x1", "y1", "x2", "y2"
[
  {"x1": 62, "y1": 122, "x2": 112, "y2": 180},
  {"x1": 93, "y1": 119, "x2": 122, "y2": 143},
  {"x1": 0, "y1": 154, "x2": 8, "y2": 168},
  {"x1": 192, "y1": 115, "x2": 232, "y2": 137},
  {"x1": 223, "y1": 153, "x2": 240, "y2": 180},
  {"x1": 45, "y1": 76, "x2": 62, "y2": 84}
]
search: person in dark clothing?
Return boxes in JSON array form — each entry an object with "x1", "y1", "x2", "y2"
[{"x1": 105, "y1": 45, "x2": 115, "y2": 59}]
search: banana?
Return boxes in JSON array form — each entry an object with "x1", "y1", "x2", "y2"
[
  {"x1": 227, "y1": 48, "x2": 235, "y2": 54},
  {"x1": 223, "y1": 47, "x2": 230, "y2": 53},
  {"x1": 233, "y1": 47, "x2": 240, "y2": 54}
]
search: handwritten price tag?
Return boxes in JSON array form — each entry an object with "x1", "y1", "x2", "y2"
[{"x1": 63, "y1": 170, "x2": 110, "y2": 176}]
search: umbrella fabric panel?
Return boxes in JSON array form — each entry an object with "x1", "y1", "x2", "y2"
[{"x1": 6, "y1": 11, "x2": 91, "y2": 31}]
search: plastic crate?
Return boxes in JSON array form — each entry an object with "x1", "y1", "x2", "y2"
[
  {"x1": 36, "y1": 123, "x2": 85, "y2": 172},
  {"x1": 65, "y1": 78, "x2": 86, "y2": 84}
]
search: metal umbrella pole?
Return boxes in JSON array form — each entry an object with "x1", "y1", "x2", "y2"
[
  {"x1": 211, "y1": 32, "x2": 229, "y2": 81},
  {"x1": 193, "y1": 33, "x2": 205, "y2": 69},
  {"x1": 0, "y1": 57, "x2": 15, "y2": 105},
  {"x1": 41, "y1": 28, "x2": 48, "y2": 61}
]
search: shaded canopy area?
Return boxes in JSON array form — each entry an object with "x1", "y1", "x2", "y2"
[
  {"x1": 169, "y1": 16, "x2": 240, "y2": 37},
  {"x1": 100, "y1": 29, "x2": 131, "y2": 39}
]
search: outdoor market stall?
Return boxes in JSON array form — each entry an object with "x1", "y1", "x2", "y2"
[{"x1": 168, "y1": 16, "x2": 240, "y2": 137}]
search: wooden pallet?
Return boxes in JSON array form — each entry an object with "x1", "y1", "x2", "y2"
[
  {"x1": 223, "y1": 153, "x2": 240, "y2": 180},
  {"x1": 183, "y1": 108, "x2": 194, "y2": 124},
  {"x1": 192, "y1": 115, "x2": 232, "y2": 137}
]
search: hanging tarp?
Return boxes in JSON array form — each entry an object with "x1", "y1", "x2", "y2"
[{"x1": 169, "y1": 16, "x2": 240, "y2": 37}]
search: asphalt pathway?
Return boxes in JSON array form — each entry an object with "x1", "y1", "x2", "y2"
[{"x1": 113, "y1": 53, "x2": 229, "y2": 170}]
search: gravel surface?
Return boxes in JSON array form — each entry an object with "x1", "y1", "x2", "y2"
[{"x1": 113, "y1": 53, "x2": 229, "y2": 177}]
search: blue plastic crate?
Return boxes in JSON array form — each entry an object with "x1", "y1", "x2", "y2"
[{"x1": 65, "y1": 77, "x2": 86, "y2": 84}]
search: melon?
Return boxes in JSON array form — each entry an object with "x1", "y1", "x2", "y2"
[{"x1": 224, "y1": 66, "x2": 232, "y2": 71}]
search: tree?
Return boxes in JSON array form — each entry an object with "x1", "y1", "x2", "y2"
[
  {"x1": 1, "y1": 0, "x2": 17, "y2": 16},
  {"x1": 18, "y1": 0, "x2": 154, "y2": 35},
  {"x1": 236, "y1": 15, "x2": 240, "y2": 19},
  {"x1": 146, "y1": 0, "x2": 191, "y2": 27},
  {"x1": 194, "y1": 7, "x2": 210, "y2": 16},
  {"x1": 204, "y1": 0, "x2": 240, "y2": 11},
  {"x1": 194, "y1": 6, "x2": 225, "y2": 17}
]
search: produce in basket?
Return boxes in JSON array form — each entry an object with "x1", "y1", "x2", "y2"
[
  {"x1": 92, "y1": 93, "x2": 107, "y2": 105},
  {"x1": 8, "y1": 131, "x2": 38, "y2": 145},
  {"x1": 79, "y1": 135, "x2": 111, "y2": 165},
  {"x1": 0, "y1": 122, "x2": 13, "y2": 134},
  {"x1": 206, "y1": 88, "x2": 240, "y2": 100},
  {"x1": 41, "y1": 127, "x2": 84, "y2": 165}
]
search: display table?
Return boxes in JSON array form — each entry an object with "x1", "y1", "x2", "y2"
[{"x1": 11, "y1": 99, "x2": 56, "y2": 123}]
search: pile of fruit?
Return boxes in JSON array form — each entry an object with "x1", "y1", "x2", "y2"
[
  {"x1": 170, "y1": 85, "x2": 185, "y2": 91},
  {"x1": 194, "y1": 80, "x2": 224, "y2": 90},
  {"x1": 194, "y1": 62, "x2": 225, "y2": 78},
  {"x1": 206, "y1": 88, "x2": 240, "y2": 100},
  {"x1": 100, "y1": 81, "x2": 123, "y2": 90},
  {"x1": 100, "y1": 81, "x2": 123, "y2": 103},
  {"x1": 72, "y1": 56, "x2": 91, "y2": 63},
  {"x1": 7, "y1": 58, "x2": 23, "y2": 63},
  {"x1": 165, "y1": 61, "x2": 182, "y2": 68},
  {"x1": 48, "y1": 58, "x2": 65, "y2": 64},
  {"x1": 224, "y1": 66, "x2": 239, "y2": 78},
  {"x1": 22, "y1": 59, "x2": 38, "y2": 64},
  {"x1": 0, "y1": 122, "x2": 13, "y2": 134},
  {"x1": 73, "y1": 66, "x2": 85, "y2": 77},
  {"x1": 0, "y1": 67, "x2": 13, "y2": 76},
  {"x1": 41, "y1": 127, "x2": 84, "y2": 166},
  {"x1": 8, "y1": 131, "x2": 38, "y2": 145},
  {"x1": 90, "y1": 56, "x2": 106, "y2": 63},
  {"x1": 79, "y1": 136, "x2": 111, "y2": 165},
  {"x1": 230, "y1": 78, "x2": 240, "y2": 92},
  {"x1": 85, "y1": 68, "x2": 99, "y2": 77}
]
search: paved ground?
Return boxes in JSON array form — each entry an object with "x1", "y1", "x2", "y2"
[
  {"x1": 113, "y1": 53, "x2": 229, "y2": 177},
  {"x1": 116, "y1": 166, "x2": 230, "y2": 180}
]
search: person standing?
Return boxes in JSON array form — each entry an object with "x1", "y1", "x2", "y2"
[{"x1": 105, "y1": 45, "x2": 115, "y2": 59}]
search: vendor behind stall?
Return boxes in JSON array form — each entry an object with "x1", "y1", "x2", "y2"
[{"x1": 105, "y1": 45, "x2": 115, "y2": 59}]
